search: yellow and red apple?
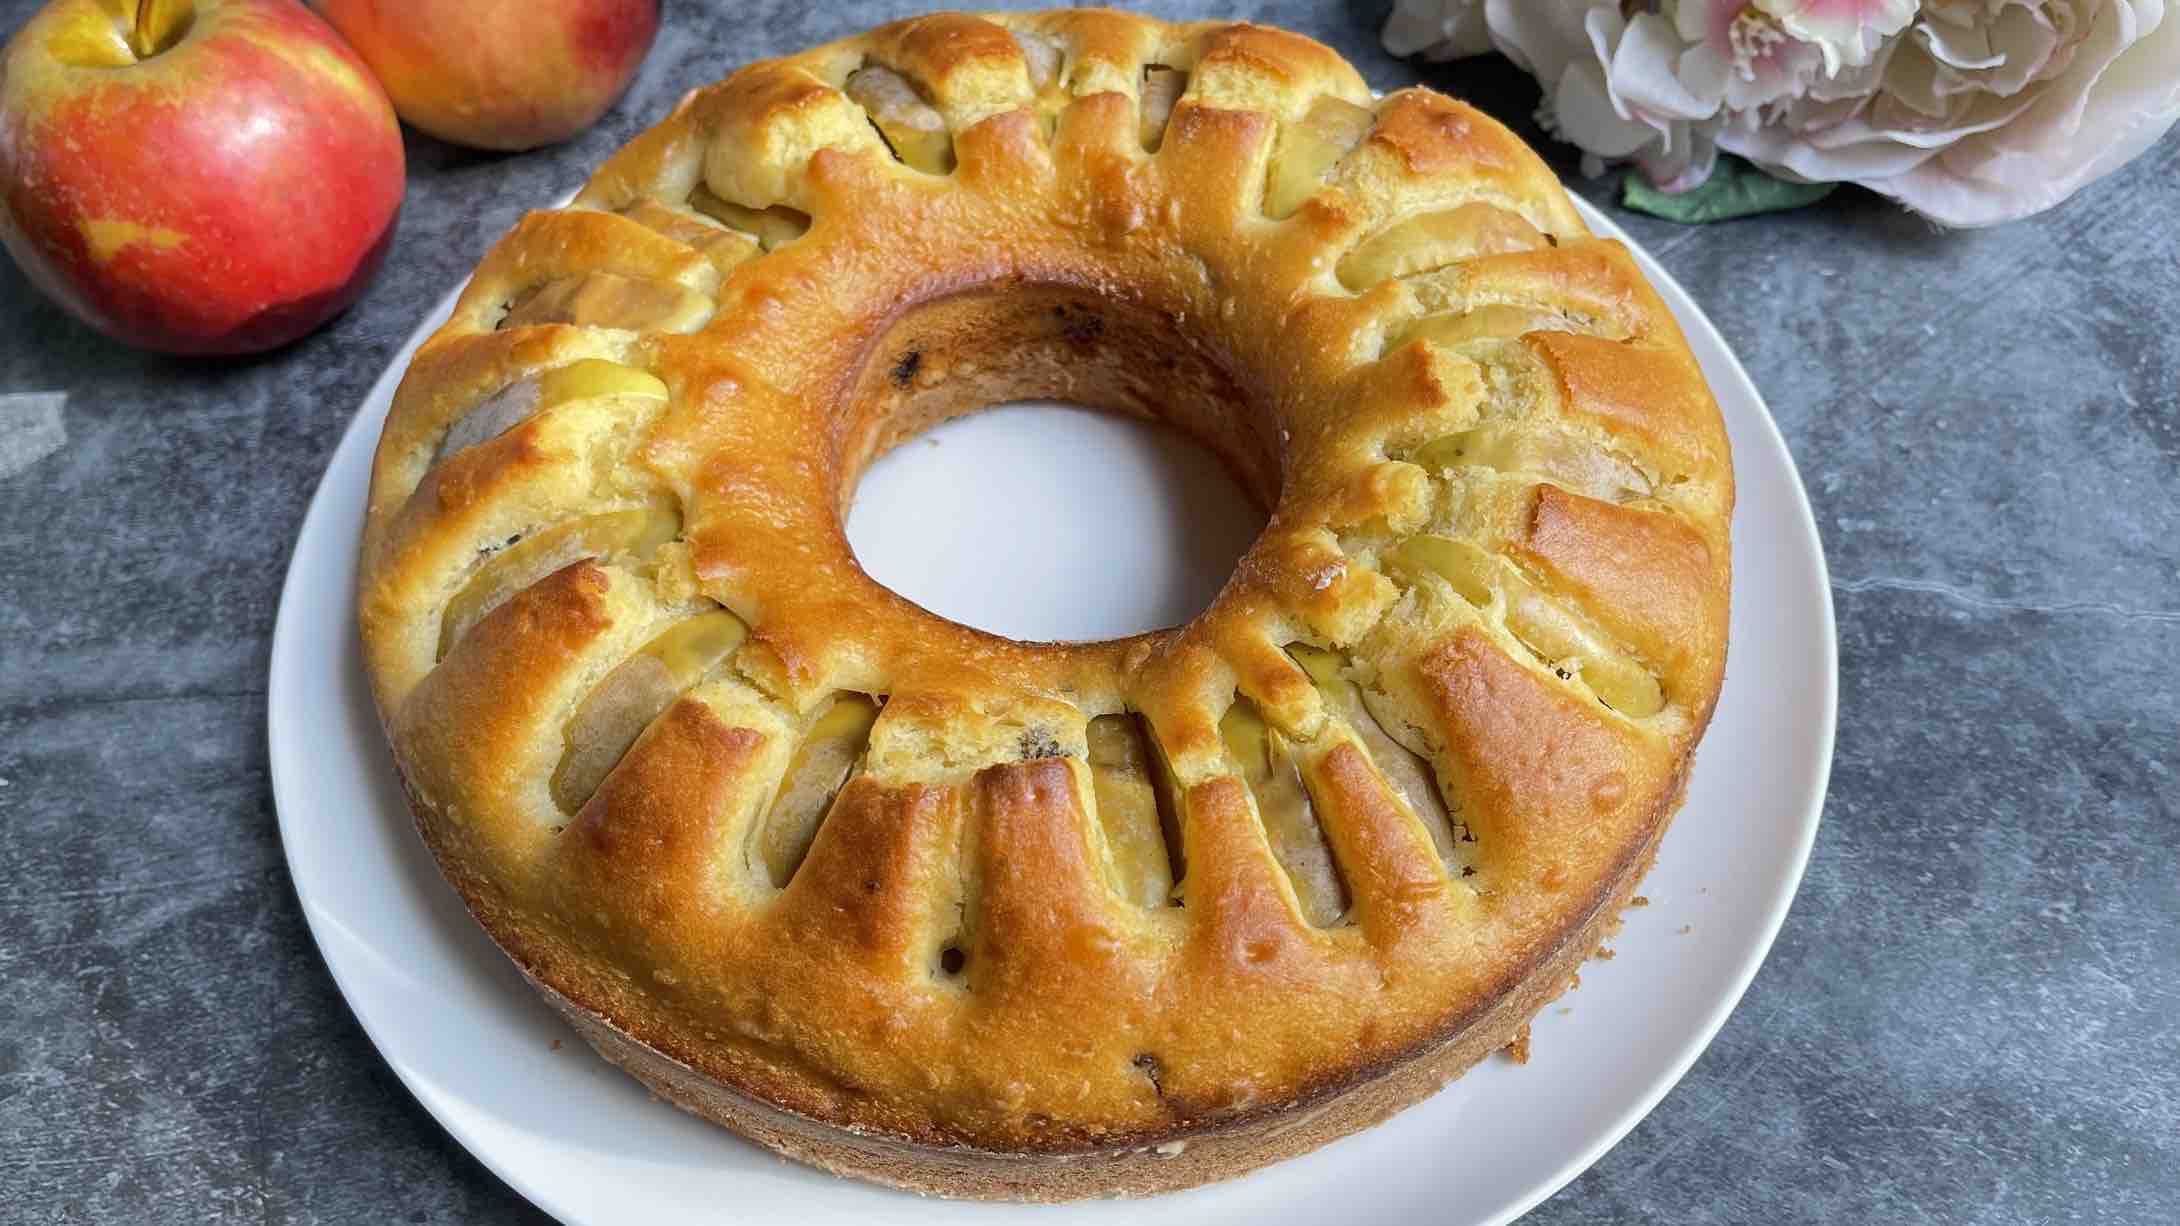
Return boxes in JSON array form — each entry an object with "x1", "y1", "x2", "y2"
[
  {"x1": 314, "y1": 0, "x2": 659, "y2": 152},
  {"x1": 0, "y1": 0, "x2": 405, "y2": 355}
]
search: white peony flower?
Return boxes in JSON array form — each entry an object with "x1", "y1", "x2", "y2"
[
  {"x1": 1459, "y1": 2, "x2": 1729, "y2": 190},
  {"x1": 1728, "y1": 0, "x2": 2180, "y2": 224},
  {"x1": 1380, "y1": 0, "x2": 2180, "y2": 226}
]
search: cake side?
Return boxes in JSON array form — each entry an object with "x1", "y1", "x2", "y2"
[{"x1": 426, "y1": 758, "x2": 1688, "y2": 1199}]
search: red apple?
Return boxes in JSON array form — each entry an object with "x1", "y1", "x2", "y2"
[
  {"x1": 0, "y1": 0, "x2": 404, "y2": 355},
  {"x1": 313, "y1": 0, "x2": 658, "y2": 152}
]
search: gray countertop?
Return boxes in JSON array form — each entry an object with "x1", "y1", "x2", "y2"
[{"x1": 3, "y1": 1, "x2": 2175, "y2": 1222}]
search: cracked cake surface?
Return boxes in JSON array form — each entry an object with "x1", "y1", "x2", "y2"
[{"x1": 357, "y1": 7, "x2": 1734, "y2": 1201}]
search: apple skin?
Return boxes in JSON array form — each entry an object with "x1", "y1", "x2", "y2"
[
  {"x1": 313, "y1": 0, "x2": 659, "y2": 152},
  {"x1": 0, "y1": 0, "x2": 406, "y2": 355}
]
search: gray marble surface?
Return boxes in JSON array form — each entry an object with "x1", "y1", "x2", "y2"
[{"x1": 2, "y1": 1, "x2": 2175, "y2": 1222}]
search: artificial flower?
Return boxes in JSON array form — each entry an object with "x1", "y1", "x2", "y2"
[{"x1": 1381, "y1": 0, "x2": 2180, "y2": 225}]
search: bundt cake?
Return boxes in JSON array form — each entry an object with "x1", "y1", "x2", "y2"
[{"x1": 357, "y1": 8, "x2": 1734, "y2": 1200}]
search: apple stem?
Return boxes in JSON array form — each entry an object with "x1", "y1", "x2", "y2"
[{"x1": 128, "y1": 0, "x2": 195, "y2": 59}]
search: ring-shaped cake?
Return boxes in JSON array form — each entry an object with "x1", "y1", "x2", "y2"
[{"x1": 358, "y1": 8, "x2": 1734, "y2": 1200}]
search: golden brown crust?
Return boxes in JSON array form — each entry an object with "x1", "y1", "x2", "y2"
[{"x1": 356, "y1": 8, "x2": 1734, "y2": 1200}]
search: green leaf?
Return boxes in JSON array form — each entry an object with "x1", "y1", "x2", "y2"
[{"x1": 1622, "y1": 156, "x2": 1837, "y2": 224}]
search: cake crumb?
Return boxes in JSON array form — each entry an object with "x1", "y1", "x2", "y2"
[
  {"x1": 1629, "y1": 895, "x2": 1649, "y2": 907},
  {"x1": 1501, "y1": 1026, "x2": 1531, "y2": 1065},
  {"x1": 1678, "y1": 924, "x2": 1693, "y2": 935},
  {"x1": 551, "y1": 1039, "x2": 562, "y2": 1051},
  {"x1": 1592, "y1": 946, "x2": 1616, "y2": 961}
]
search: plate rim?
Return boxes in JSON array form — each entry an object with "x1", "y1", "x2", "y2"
[
  {"x1": 1488, "y1": 199, "x2": 1840, "y2": 1224},
  {"x1": 267, "y1": 194, "x2": 1836, "y2": 1225}
]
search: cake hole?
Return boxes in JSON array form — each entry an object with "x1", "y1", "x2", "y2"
[
  {"x1": 498, "y1": 272, "x2": 713, "y2": 334},
  {"x1": 1139, "y1": 65, "x2": 1185, "y2": 151},
  {"x1": 1086, "y1": 713, "x2": 1186, "y2": 907},
  {"x1": 847, "y1": 63, "x2": 955, "y2": 175},
  {"x1": 438, "y1": 507, "x2": 681, "y2": 661},
  {"x1": 837, "y1": 285, "x2": 1278, "y2": 642},
  {"x1": 750, "y1": 694, "x2": 880, "y2": 888},
  {"x1": 845, "y1": 404, "x2": 1262, "y2": 641},
  {"x1": 1222, "y1": 696, "x2": 1351, "y2": 927},
  {"x1": 1265, "y1": 96, "x2": 1375, "y2": 219},
  {"x1": 1335, "y1": 204, "x2": 1547, "y2": 291},
  {"x1": 1287, "y1": 643, "x2": 1473, "y2": 880},
  {"x1": 551, "y1": 610, "x2": 749, "y2": 814},
  {"x1": 1133, "y1": 1052, "x2": 1166, "y2": 1096},
  {"x1": 689, "y1": 185, "x2": 810, "y2": 249},
  {"x1": 1014, "y1": 30, "x2": 1063, "y2": 91},
  {"x1": 938, "y1": 944, "x2": 967, "y2": 976}
]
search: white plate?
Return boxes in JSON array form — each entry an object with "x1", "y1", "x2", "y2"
[{"x1": 269, "y1": 197, "x2": 1836, "y2": 1225}]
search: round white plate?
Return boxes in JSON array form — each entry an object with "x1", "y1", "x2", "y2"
[{"x1": 269, "y1": 197, "x2": 1836, "y2": 1225}]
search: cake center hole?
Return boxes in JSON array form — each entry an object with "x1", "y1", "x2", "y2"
[{"x1": 845, "y1": 402, "x2": 1264, "y2": 642}]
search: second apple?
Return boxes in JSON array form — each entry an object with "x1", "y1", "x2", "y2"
[{"x1": 315, "y1": 0, "x2": 659, "y2": 151}]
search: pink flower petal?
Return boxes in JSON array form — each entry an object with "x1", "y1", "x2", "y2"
[{"x1": 1757, "y1": 0, "x2": 1918, "y2": 72}]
